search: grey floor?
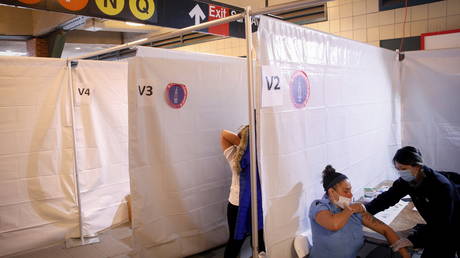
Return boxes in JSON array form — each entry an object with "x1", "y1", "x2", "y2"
[
  {"x1": 9, "y1": 224, "x2": 133, "y2": 258},
  {"x1": 6, "y1": 224, "x2": 427, "y2": 258},
  {"x1": 7, "y1": 223, "x2": 252, "y2": 258},
  {"x1": 187, "y1": 238, "x2": 252, "y2": 258}
]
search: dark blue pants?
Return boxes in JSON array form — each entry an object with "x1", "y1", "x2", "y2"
[{"x1": 224, "y1": 202, "x2": 265, "y2": 258}]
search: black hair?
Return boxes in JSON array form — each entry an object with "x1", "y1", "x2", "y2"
[
  {"x1": 322, "y1": 165, "x2": 348, "y2": 192},
  {"x1": 393, "y1": 146, "x2": 423, "y2": 166}
]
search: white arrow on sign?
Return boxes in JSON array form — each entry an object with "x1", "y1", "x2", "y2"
[{"x1": 189, "y1": 4, "x2": 206, "y2": 25}]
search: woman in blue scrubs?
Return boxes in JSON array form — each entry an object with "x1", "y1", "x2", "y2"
[{"x1": 309, "y1": 165, "x2": 410, "y2": 258}]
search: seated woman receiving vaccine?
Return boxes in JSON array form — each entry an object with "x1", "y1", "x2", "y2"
[{"x1": 308, "y1": 165, "x2": 410, "y2": 258}]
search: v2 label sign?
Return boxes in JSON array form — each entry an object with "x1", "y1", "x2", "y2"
[
  {"x1": 261, "y1": 65, "x2": 284, "y2": 107},
  {"x1": 265, "y1": 75, "x2": 280, "y2": 91}
]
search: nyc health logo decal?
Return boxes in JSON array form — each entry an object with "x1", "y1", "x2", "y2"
[
  {"x1": 166, "y1": 83, "x2": 187, "y2": 109},
  {"x1": 289, "y1": 71, "x2": 310, "y2": 109}
]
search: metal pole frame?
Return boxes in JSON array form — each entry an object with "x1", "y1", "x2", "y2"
[
  {"x1": 67, "y1": 61, "x2": 83, "y2": 243},
  {"x1": 65, "y1": 60, "x2": 100, "y2": 248},
  {"x1": 67, "y1": 13, "x2": 244, "y2": 61},
  {"x1": 244, "y1": 2, "x2": 329, "y2": 255},
  {"x1": 64, "y1": 0, "x2": 330, "y2": 255},
  {"x1": 244, "y1": 6, "x2": 259, "y2": 258},
  {"x1": 67, "y1": 0, "x2": 327, "y2": 61}
]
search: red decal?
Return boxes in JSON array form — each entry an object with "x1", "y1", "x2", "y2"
[
  {"x1": 208, "y1": 4, "x2": 229, "y2": 36},
  {"x1": 58, "y1": 0, "x2": 88, "y2": 11}
]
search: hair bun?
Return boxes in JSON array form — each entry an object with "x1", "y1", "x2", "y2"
[
  {"x1": 321, "y1": 165, "x2": 348, "y2": 192},
  {"x1": 401, "y1": 146, "x2": 422, "y2": 156},
  {"x1": 322, "y1": 165, "x2": 336, "y2": 178}
]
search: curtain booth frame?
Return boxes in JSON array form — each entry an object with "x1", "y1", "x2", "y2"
[{"x1": 63, "y1": 0, "x2": 358, "y2": 256}]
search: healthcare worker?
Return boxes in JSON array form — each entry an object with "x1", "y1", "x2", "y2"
[
  {"x1": 309, "y1": 165, "x2": 410, "y2": 258},
  {"x1": 365, "y1": 146, "x2": 460, "y2": 258}
]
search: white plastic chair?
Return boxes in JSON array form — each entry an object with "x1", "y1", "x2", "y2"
[{"x1": 294, "y1": 233, "x2": 310, "y2": 258}]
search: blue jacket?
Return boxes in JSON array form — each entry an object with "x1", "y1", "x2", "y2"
[
  {"x1": 234, "y1": 141, "x2": 263, "y2": 240},
  {"x1": 365, "y1": 166, "x2": 460, "y2": 257}
]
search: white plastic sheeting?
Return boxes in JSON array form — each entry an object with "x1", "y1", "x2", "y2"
[
  {"x1": 254, "y1": 17, "x2": 401, "y2": 257},
  {"x1": 128, "y1": 47, "x2": 248, "y2": 257},
  {"x1": 401, "y1": 49, "x2": 460, "y2": 172},
  {"x1": 71, "y1": 60, "x2": 130, "y2": 236},
  {"x1": 0, "y1": 57, "x2": 130, "y2": 256},
  {"x1": 0, "y1": 57, "x2": 78, "y2": 256}
]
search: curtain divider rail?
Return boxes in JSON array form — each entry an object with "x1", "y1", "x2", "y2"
[
  {"x1": 250, "y1": 0, "x2": 330, "y2": 16},
  {"x1": 67, "y1": 0, "x2": 330, "y2": 61},
  {"x1": 67, "y1": 13, "x2": 244, "y2": 61}
]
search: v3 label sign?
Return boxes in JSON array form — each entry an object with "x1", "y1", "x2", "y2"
[{"x1": 136, "y1": 79, "x2": 156, "y2": 107}]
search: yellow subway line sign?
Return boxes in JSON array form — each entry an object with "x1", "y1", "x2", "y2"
[
  {"x1": 2, "y1": 0, "x2": 158, "y2": 23},
  {"x1": 3, "y1": 0, "x2": 249, "y2": 38}
]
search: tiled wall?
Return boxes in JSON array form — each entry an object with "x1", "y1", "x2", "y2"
[
  {"x1": 176, "y1": 36, "x2": 246, "y2": 57},
  {"x1": 176, "y1": 0, "x2": 460, "y2": 55},
  {"x1": 309, "y1": 0, "x2": 460, "y2": 47}
]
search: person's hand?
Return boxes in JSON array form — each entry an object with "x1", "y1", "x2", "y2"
[
  {"x1": 348, "y1": 203, "x2": 366, "y2": 214},
  {"x1": 390, "y1": 238, "x2": 413, "y2": 252}
]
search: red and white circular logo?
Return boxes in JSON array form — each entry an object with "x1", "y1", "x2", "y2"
[
  {"x1": 165, "y1": 83, "x2": 187, "y2": 109},
  {"x1": 289, "y1": 71, "x2": 310, "y2": 109}
]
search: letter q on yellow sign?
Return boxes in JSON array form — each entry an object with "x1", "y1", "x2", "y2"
[
  {"x1": 130, "y1": 0, "x2": 155, "y2": 20},
  {"x1": 95, "y1": 0, "x2": 124, "y2": 15}
]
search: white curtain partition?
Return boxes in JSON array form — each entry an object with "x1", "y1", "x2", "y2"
[
  {"x1": 0, "y1": 57, "x2": 78, "y2": 256},
  {"x1": 128, "y1": 47, "x2": 248, "y2": 258},
  {"x1": 72, "y1": 60, "x2": 130, "y2": 236},
  {"x1": 254, "y1": 17, "x2": 401, "y2": 257},
  {"x1": 0, "y1": 57, "x2": 130, "y2": 256},
  {"x1": 401, "y1": 49, "x2": 460, "y2": 173}
]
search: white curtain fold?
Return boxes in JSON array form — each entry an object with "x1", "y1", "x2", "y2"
[
  {"x1": 401, "y1": 49, "x2": 460, "y2": 173},
  {"x1": 1, "y1": 35, "x2": 458, "y2": 258},
  {"x1": 71, "y1": 60, "x2": 130, "y2": 236},
  {"x1": 0, "y1": 57, "x2": 130, "y2": 256},
  {"x1": 128, "y1": 47, "x2": 248, "y2": 258},
  {"x1": 0, "y1": 57, "x2": 79, "y2": 256},
  {"x1": 254, "y1": 16, "x2": 402, "y2": 257}
]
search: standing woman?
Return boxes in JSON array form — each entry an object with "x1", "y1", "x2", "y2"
[
  {"x1": 221, "y1": 126, "x2": 265, "y2": 257},
  {"x1": 221, "y1": 128, "x2": 243, "y2": 258},
  {"x1": 365, "y1": 146, "x2": 460, "y2": 258}
]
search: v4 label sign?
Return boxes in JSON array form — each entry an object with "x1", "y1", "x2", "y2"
[{"x1": 75, "y1": 87, "x2": 93, "y2": 105}]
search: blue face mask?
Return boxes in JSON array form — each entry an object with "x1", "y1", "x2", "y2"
[{"x1": 399, "y1": 169, "x2": 415, "y2": 182}]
